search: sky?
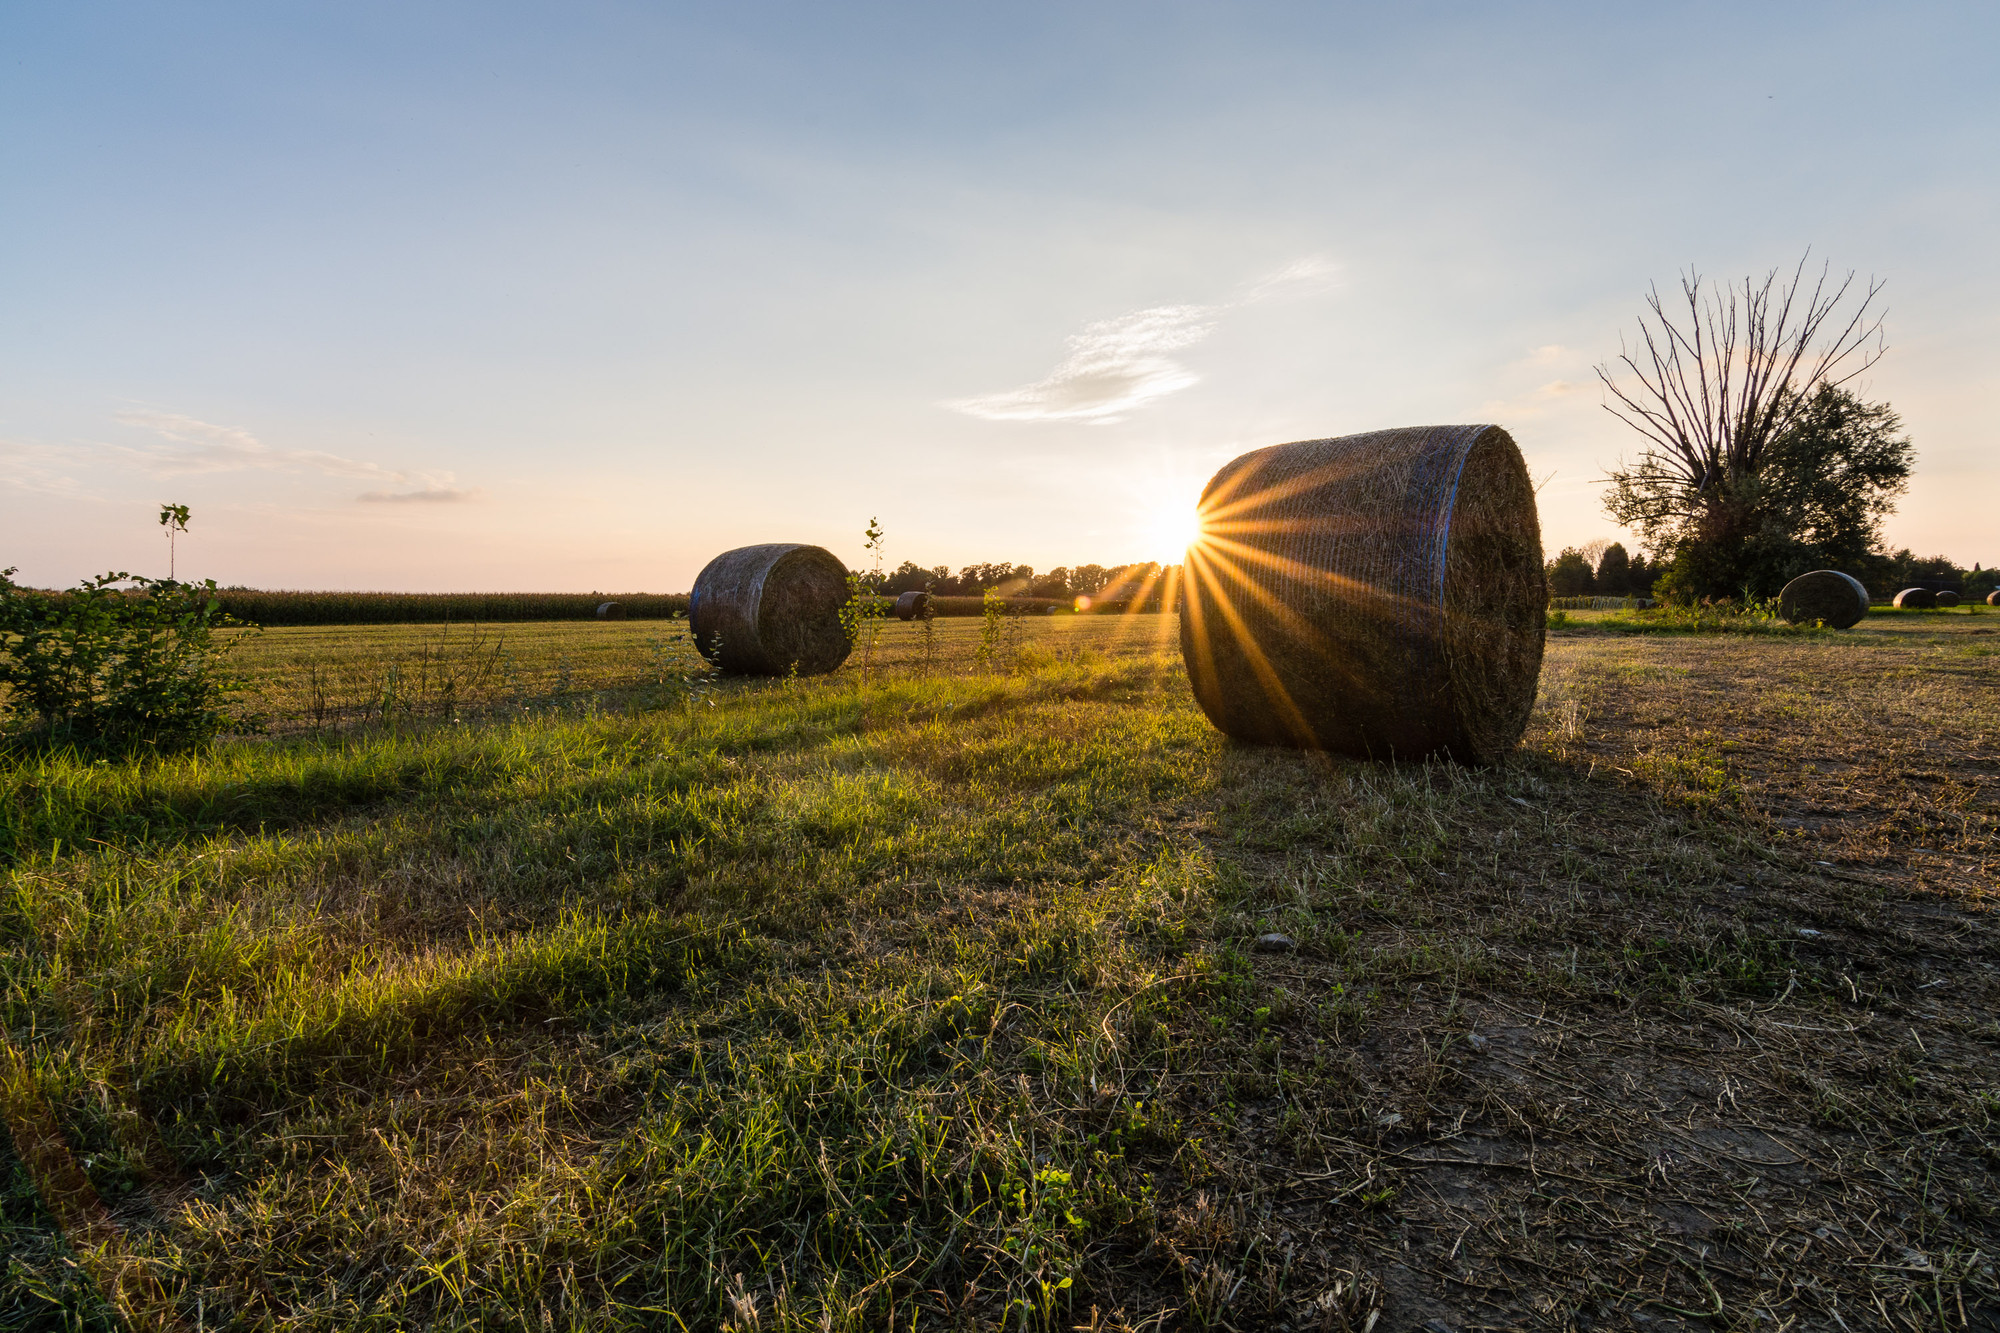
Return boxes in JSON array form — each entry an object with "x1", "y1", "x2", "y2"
[{"x1": 3, "y1": 1, "x2": 1995, "y2": 591}]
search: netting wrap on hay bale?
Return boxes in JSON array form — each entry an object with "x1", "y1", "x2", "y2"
[
  {"x1": 1778, "y1": 571, "x2": 1869, "y2": 628},
  {"x1": 1893, "y1": 587, "x2": 1936, "y2": 610},
  {"x1": 1179, "y1": 424, "x2": 1545, "y2": 765},
  {"x1": 893, "y1": 590, "x2": 931, "y2": 621},
  {"x1": 689, "y1": 543, "x2": 853, "y2": 676},
  {"x1": 1934, "y1": 590, "x2": 1961, "y2": 607}
]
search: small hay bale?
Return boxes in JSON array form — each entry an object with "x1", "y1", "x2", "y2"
[
  {"x1": 688, "y1": 543, "x2": 852, "y2": 675},
  {"x1": 1777, "y1": 570, "x2": 1869, "y2": 628},
  {"x1": 1892, "y1": 587, "x2": 1936, "y2": 610},
  {"x1": 1179, "y1": 424, "x2": 1545, "y2": 764},
  {"x1": 893, "y1": 590, "x2": 932, "y2": 621},
  {"x1": 1934, "y1": 590, "x2": 1961, "y2": 607},
  {"x1": 595, "y1": 601, "x2": 623, "y2": 619}
]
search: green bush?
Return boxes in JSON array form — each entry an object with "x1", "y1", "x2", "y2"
[{"x1": 0, "y1": 568, "x2": 255, "y2": 752}]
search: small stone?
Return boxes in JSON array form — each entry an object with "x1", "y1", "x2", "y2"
[
  {"x1": 1254, "y1": 933, "x2": 1297, "y2": 953},
  {"x1": 1466, "y1": 1033, "x2": 1491, "y2": 1051}
]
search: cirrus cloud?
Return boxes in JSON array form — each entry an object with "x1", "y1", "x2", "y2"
[
  {"x1": 358, "y1": 486, "x2": 482, "y2": 503},
  {"x1": 110, "y1": 411, "x2": 470, "y2": 502},
  {"x1": 944, "y1": 256, "x2": 1338, "y2": 424}
]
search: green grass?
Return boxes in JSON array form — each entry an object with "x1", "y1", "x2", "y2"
[
  {"x1": 4, "y1": 624, "x2": 1224, "y2": 1330},
  {"x1": 4, "y1": 613, "x2": 1996, "y2": 1330}
]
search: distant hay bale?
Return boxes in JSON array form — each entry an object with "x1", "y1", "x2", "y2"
[
  {"x1": 1892, "y1": 587, "x2": 1936, "y2": 610},
  {"x1": 893, "y1": 590, "x2": 932, "y2": 621},
  {"x1": 595, "y1": 601, "x2": 623, "y2": 619},
  {"x1": 1179, "y1": 424, "x2": 1545, "y2": 764},
  {"x1": 1777, "y1": 571, "x2": 1869, "y2": 628},
  {"x1": 1934, "y1": 590, "x2": 1961, "y2": 607},
  {"x1": 1989, "y1": 591, "x2": 1999, "y2": 607},
  {"x1": 688, "y1": 543, "x2": 853, "y2": 676}
]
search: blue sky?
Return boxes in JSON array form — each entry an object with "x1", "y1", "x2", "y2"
[{"x1": 4, "y1": 2, "x2": 1995, "y2": 590}]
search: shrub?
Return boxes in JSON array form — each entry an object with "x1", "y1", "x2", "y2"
[{"x1": 0, "y1": 568, "x2": 255, "y2": 752}]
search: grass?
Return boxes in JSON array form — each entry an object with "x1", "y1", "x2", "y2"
[
  {"x1": 1556, "y1": 599, "x2": 1999, "y2": 637},
  {"x1": 3, "y1": 611, "x2": 1997, "y2": 1330}
]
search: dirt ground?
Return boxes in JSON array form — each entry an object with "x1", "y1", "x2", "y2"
[{"x1": 1130, "y1": 611, "x2": 1997, "y2": 1331}]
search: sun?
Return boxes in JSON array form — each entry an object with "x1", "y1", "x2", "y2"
[{"x1": 1144, "y1": 502, "x2": 1205, "y2": 564}]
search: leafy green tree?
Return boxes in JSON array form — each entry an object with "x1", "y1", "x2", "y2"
[
  {"x1": 1028, "y1": 567, "x2": 1073, "y2": 599},
  {"x1": 880, "y1": 561, "x2": 937, "y2": 595},
  {"x1": 1069, "y1": 565, "x2": 1110, "y2": 596},
  {"x1": 1545, "y1": 548, "x2": 1595, "y2": 597},
  {"x1": 1595, "y1": 542, "x2": 1631, "y2": 594},
  {"x1": 1599, "y1": 257, "x2": 1904, "y2": 600},
  {"x1": 1629, "y1": 385, "x2": 1913, "y2": 601},
  {"x1": 1627, "y1": 553, "x2": 1656, "y2": 595}
]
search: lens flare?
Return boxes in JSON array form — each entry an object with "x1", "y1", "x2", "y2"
[{"x1": 1145, "y1": 503, "x2": 1204, "y2": 564}]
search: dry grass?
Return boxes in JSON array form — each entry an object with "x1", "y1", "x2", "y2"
[
  {"x1": 1139, "y1": 607, "x2": 1997, "y2": 1329},
  {"x1": 3, "y1": 607, "x2": 1995, "y2": 1330}
]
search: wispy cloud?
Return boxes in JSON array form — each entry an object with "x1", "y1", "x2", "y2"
[
  {"x1": 358, "y1": 487, "x2": 481, "y2": 504},
  {"x1": 1235, "y1": 256, "x2": 1340, "y2": 304},
  {"x1": 0, "y1": 438, "x2": 88, "y2": 497},
  {"x1": 113, "y1": 411, "x2": 416, "y2": 481},
  {"x1": 108, "y1": 411, "x2": 468, "y2": 503},
  {"x1": 944, "y1": 256, "x2": 1338, "y2": 424},
  {"x1": 1479, "y1": 379, "x2": 1589, "y2": 421},
  {"x1": 946, "y1": 304, "x2": 1214, "y2": 422}
]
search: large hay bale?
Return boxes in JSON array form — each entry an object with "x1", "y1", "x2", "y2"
[
  {"x1": 1892, "y1": 587, "x2": 1936, "y2": 610},
  {"x1": 1179, "y1": 424, "x2": 1545, "y2": 764},
  {"x1": 893, "y1": 590, "x2": 932, "y2": 621},
  {"x1": 1777, "y1": 571, "x2": 1869, "y2": 628},
  {"x1": 595, "y1": 601, "x2": 623, "y2": 619},
  {"x1": 1934, "y1": 590, "x2": 1961, "y2": 607},
  {"x1": 688, "y1": 543, "x2": 852, "y2": 675},
  {"x1": 1988, "y1": 591, "x2": 1999, "y2": 607}
]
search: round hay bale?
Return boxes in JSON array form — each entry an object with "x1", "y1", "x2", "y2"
[
  {"x1": 1934, "y1": 590, "x2": 1961, "y2": 607},
  {"x1": 1777, "y1": 571, "x2": 1869, "y2": 628},
  {"x1": 893, "y1": 590, "x2": 932, "y2": 621},
  {"x1": 1988, "y1": 590, "x2": 1999, "y2": 607},
  {"x1": 1179, "y1": 424, "x2": 1545, "y2": 764},
  {"x1": 688, "y1": 543, "x2": 852, "y2": 675},
  {"x1": 595, "y1": 601, "x2": 623, "y2": 619},
  {"x1": 1892, "y1": 587, "x2": 1936, "y2": 610}
]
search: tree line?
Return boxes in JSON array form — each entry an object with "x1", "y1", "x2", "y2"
[
  {"x1": 864, "y1": 561, "x2": 1173, "y2": 600},
  {"x1": 1548, "y1": 539, "x2": 1992, "y2": 601}
]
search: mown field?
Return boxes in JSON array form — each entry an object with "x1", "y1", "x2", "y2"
[
  {"x1": 209, "y1": 591, "x2": 691, "y2": 626},
  {"x1": 3, "y1": 607, "x2": 1996, "y2": 1331}
]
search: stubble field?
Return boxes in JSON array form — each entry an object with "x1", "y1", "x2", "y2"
[{"x1": 3, "y1": 607, "x2": 1996, "y2": 1331}]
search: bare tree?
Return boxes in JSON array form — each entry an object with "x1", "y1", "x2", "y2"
[
  {"x1": 1598, "y1": 256, "x2": 1884, "y2": 533},
  {"x1": 1597, "y1": 256, "x2": 1894, "y2": 597}
]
